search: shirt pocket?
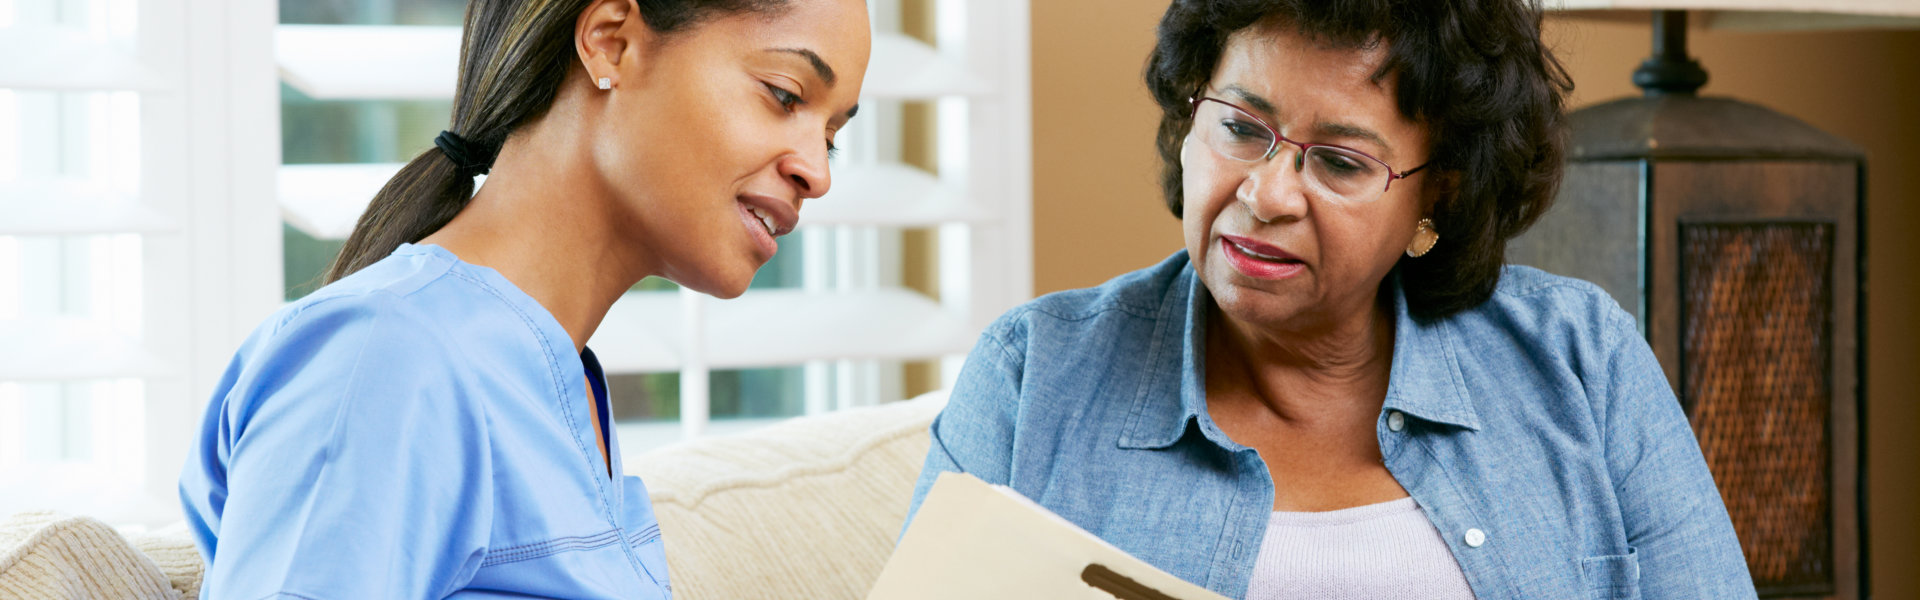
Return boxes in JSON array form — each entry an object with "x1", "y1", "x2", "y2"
[
  {"x1": 628, "y1": 523, "x2": 672, "y2": 593},
  {"x1": 1577, "y1": 548, "x2": 1642, "y2": 600}
]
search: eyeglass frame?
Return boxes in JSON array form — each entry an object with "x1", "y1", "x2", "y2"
[{"x1": 1187, "y1": 95, "x2": 1430, "y2": 194}]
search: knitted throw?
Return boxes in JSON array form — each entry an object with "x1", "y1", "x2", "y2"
[{"x1": 0, "y1": 511, "x2": 203, "y2": 599}]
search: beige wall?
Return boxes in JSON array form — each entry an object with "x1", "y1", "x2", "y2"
[
  {"x1": 1031, "y1": 1, "x2": 1187, "y2": 293},
  {"x1": 1030, "y1": 4, "x2": 1920, "y2": 595}
]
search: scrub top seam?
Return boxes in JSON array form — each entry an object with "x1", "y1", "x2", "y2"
[
  {"x1": 441, "y1": 266, "x2": 649, "y2": 579},
  {"x1": 444, "y1": 268, "x2": 602, "y2": 494}
]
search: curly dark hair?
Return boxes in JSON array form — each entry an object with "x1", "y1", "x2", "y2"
[{"x1": 1146, "y1": 0, "x2": 1573, "y2": 319}]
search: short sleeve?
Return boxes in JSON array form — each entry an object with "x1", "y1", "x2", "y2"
[
  {"x1": 182, "y1": 293, "x2": 496, "y2": 600},
  {"x1": 903, "y1": 328, "x2": 1023, "y2": 535}
]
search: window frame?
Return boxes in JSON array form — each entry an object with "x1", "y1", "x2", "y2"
[{"x1": 0, "y1": 0, "x2": 283, "y2": 526}]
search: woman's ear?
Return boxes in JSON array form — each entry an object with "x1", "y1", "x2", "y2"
[
  {"x1": 1421, "y1": 169, "x2": 1458, "y2": 214},
  {"x1": 576, "y1": 0, "x2": 645, "y2": 89}
]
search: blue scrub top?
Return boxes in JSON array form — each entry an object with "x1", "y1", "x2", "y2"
[{"x1": 179, "y1": 243, "x2": 672, "y2": 599}]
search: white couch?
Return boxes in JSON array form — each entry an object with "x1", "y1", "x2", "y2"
[{"x1": 0, "y1": 392, "x2": 945, "y2": 599}]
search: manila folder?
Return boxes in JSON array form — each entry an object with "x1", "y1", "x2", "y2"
[{"x1": 866, "y1": 472, "x2": 1230, "y2": 600}]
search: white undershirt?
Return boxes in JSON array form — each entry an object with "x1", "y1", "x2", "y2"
[{"x1": 1244, "y1": 497, "x2": 1477, "y2": 600}]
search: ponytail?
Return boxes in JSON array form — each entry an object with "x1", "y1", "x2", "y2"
[{"x1": 324, "y1": 141, "x2": 483, "y2": 282}]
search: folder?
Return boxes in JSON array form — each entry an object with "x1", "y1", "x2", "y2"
[{"x1": 867, "y1": 472, "x2": 1231, "y2": 600}]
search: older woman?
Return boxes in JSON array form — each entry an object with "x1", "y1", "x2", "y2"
[{"x1": 906, "y1": 0, "x2": 1754, "y2": 598}]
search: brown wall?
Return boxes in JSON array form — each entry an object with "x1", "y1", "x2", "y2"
[{"x1": 1030, "y1": 4, "x2": 1920, "y2": 596}]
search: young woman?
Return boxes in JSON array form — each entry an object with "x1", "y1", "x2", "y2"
[{"x1": 179, "y1": 0, "x2": 868, "y2": 597}]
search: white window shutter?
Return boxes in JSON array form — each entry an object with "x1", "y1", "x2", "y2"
[
  {"x1": 0, "y1": 0, "x2": 281, "y2": 526},
  {"x1": 266, "y1": 0, "x2": 1032, "y2": 450}
]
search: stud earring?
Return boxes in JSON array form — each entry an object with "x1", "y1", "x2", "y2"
[
  {"x1": 596, "y1": 77, "x2": 612, "y2": 90},
  {"x1": 1406, "y1": 218, "x2": 1439, "y2": 258}
]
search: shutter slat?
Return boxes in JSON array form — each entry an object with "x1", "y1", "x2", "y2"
[
  {"x1": 278, "y1": 162, "x2": 985, "y2": 240},
  {"x1": 1, "y1": 179, "x2": 176, "y2": 235},
  {"x1": 0, "y1": 318, "x2": 174, "y2": 380},
  {"x1": 589, "y1": 287, "x2": 972, "y2": 374},
  {"x1": 274, "y1": 25, "x2": 987, "y2": 100},
  {"x1": 0, "y1": 26, "x2": 168, "y2": 91}
]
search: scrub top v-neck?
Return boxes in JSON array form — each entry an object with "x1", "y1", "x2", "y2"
[{"x1": 179, "y1": 243, "x2": 673, "y2": 599}]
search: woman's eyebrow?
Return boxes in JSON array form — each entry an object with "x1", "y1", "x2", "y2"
[
  {"x1": 765, "y1": 48, "x2": 858, "y2": 120},
  {"x1": 1314, "y1": 122, "x2": 1391, "y2": 158},
  {"x1": 1222, "y1": 85, "x2": 1391, "y2": 158},
  {"x1": 766, "y1": 48, "x2": 836, "y2": 86},
  {"x1": 1223, "y1": 85, "x2": 1276, "y2": 117}
]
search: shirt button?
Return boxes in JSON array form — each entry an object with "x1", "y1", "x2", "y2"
[
  {"x1": 1387, "y1": 411, "x2": 1406, "y2": 432},
  {"x1": 1464, "y1": 528, "x2": 1487, "y2": 548}
]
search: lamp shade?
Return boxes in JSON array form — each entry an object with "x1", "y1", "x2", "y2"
[{"x1": 1547, "y1": 0, "x2": 1920, "y2": 30}]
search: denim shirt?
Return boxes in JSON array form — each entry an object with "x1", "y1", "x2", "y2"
[{"x1": 907, "y1": 251, "x2": 1755, "y2": 599}]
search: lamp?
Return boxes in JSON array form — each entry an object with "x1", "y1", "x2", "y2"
[{"x1": 1511, "y1": 3, "x2": 1920, "y2": 598}]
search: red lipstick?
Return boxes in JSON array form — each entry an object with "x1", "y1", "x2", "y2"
[{"x1": 1219, "y1": 235, "x2": 1306, "y2": 280}]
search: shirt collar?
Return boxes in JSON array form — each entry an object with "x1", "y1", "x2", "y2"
[
  {"x1": 1381, "y1": 273, "x2": 1482, "y2": 432},
  {"x1": 1118, "y1": 258, "x2": 1220, "y2": 450},
  {"x1": 1119, "y1": 263, "x2": 1480, "y2": 451}
]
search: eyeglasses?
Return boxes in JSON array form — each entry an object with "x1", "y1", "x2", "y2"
[{"x1": 1188, "y1": 96, "x2": 1428, "y2": 203}]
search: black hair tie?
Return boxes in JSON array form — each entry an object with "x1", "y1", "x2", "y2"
[{"x1": 434, "y1": 130, "x2": 494, "y2": 178}]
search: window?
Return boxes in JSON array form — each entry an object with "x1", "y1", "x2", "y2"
[
  {"x1": 275, "y1": 0, "x2": 1032, "y2": 458},
  {"x1": 0, "y1": 0, "x2": 1028, "y2": 523},
  {"x1": 0, "y1": 0, "x2": 282, "y2": 526}
]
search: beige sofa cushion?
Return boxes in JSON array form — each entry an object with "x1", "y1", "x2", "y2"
[
  {"x1": 0, "y1": 511, "x2": 202, "y2": 600},
  {"x1": 0, "y1": 391, "x2": 942, "y2": 599},
  {"x1": 626, "y1": 391, "x2": 945, "y2": 600}
]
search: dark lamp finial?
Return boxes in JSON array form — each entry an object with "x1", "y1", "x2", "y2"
[{"x1": 1633, "y1": 10, "x2": 1710, "y2": 97}]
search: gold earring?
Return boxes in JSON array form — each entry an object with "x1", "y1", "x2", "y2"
[{"x1": 1406, "y1": 218, "x2": 1438, "y2": 257}]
